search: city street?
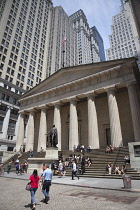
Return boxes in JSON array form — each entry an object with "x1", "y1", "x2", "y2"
[{"x1": 0, "y1": 177, "x2": 140, "y2": 210}]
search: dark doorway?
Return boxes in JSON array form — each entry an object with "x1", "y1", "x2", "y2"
[
  {"x1": 8, "y1": 147, "x2": 13, "y2": 151},
  {"x1": 106, "y1": 128, "x2": 111, "y2": 146}
]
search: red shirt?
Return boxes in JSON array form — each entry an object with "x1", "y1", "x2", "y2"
[{"x1": 29, "y1": 175, "x2": 40, "y2": 188}]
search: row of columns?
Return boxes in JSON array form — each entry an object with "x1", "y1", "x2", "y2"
[
  {"x1": 0, "y1": 106, "x2": 19, "y2": 140},
  {"x1": 16, "y1": 83, "x2": 140, "y2": 152},
  {"x1": 0, "y1": 107, "x2": 11, "y2": 139}
]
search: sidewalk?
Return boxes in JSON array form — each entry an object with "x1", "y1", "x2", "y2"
[{"x1": 1, "y1": 172, "x2": 140, "y2": 192}]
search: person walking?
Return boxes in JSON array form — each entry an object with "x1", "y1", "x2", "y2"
[
  {"x1": 71, "y1": 160, "x2": 79, "y2": 180},
  {"x1": 41, "y1": 165, "x2": 52, "y2": 204},
  {"x1": 58, "y1": 161, "x2": 63, "y2": 177},
  {"x1": 28, "y1": 169, "x2": 40, "y2": 210},
  {"x1": 7, "y1": 161, "x2": 12, "y2": 174},
  {"x1": 16, "y1": 162, "x2": 20, "y2": 175}
]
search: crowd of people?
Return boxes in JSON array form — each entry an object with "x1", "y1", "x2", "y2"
[
  {"x1": 106, "y1": 154, "x2": 130, "y2": 175},
  {"x1": 105, "y1": 145, "x2": 114, "y2": 154},
  {"x1": 73, "y1": 144, "x2": 92, "y2": 153},
  {"x1": 106, "y1": 162, "x2": 127, "y2": 175},
  {"x1": 5, "y1": 157, "x2": 28, "y2": 175},
  {"x1": 50, "y1": 153, "x2": 92, "y2": 177}
]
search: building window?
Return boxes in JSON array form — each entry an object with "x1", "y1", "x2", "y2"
[{"x1": 6, "y1": 95, "x2": 10, "y2": 102}]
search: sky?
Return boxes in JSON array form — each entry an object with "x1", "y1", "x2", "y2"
[{"x1": 52, "y1": 0, "x2": 121, "y2": 50}]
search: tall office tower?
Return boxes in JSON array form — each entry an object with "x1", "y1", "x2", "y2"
[
  {"x1": 89, "y1": 27, "x2": 100, "y2": 63},
  {"x1": 90, "y1": 26, "x2": 106, "y2": 62},
  {"x1": 69, "y1": 10, "x2": 93, "y2": 65},
  {"x1": 0, "y1": 0, "x2": 52, "y2": 91},
  {"x1": 106, "y1": 1, "x2": 140, "y2": 64},
  {"x1": 46, "y1": 6, "x2": 77, "y2": 76}
]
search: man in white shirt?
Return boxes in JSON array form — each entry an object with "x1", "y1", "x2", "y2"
[
  {"x1": 71, "y1": 160, "x2": 79, "y2": 180},
  {"x1": 42, "y1": 165, "x2": 52, "y2": 204}
]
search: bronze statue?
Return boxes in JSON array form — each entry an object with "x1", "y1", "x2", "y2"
[{"x1": 50, "y1": 125, "x2": 58, "y2": 147}]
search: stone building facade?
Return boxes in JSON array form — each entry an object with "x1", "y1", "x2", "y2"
[
  {"x1": 16, "y1": 57, "x2": 140, "y2": 152},
  {"x1": 0, "y1": 78, "x2": 25, "y2": 151}
]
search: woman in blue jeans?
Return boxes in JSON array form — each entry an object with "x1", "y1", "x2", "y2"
[{"x1": 28, "y1": 169, "x2": 40, "y2": 210}]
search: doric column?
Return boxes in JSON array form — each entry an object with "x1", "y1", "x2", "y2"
[
  {"x1": 107, "y1": 88, "x2": 122, "y2": 147},
  {"x1": 87, "y1": 95, "x2": 100, "y2": 149},
  {"x1": 69, "y1": 99, "x2": 79, "y2": 150},
  {"x1": 26, "y1": 111, "x2": 35, "y2": 152},
  {"x1": 16, "y1": 113, "x2": 25, "y2": 151},
  {"x1": 13, "y1": 114, "x2": 20, "y2": 141},
  {"x1": 37, "y1": 108, "x2": 47, "y2": 151},
  {"x1": 53, "y1": 104, "x2": 61, "y2": 150},
  {"x1": 0, "y1": 106, "x2": 11, "y2": 139},
  {"x1": 127, "y1": 82, "x2": 140, "y2": 141}
]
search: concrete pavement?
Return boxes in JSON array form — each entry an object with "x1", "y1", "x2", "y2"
[{"x1": 1, "y1": 172, "x2": 140, "y2": 192}]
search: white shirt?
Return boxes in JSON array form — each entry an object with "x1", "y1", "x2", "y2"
[{"x1": 72, "y1": 163, "x2": 77, "y2": 172}]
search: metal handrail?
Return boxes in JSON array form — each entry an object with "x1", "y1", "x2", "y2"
[{"x1": 112, "y1": 140, "x2": 123, "y2": 173}]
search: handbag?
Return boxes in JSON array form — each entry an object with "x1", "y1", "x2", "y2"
[{"x1": 25, "y1": 183, "x2": 31, "y2": 191}]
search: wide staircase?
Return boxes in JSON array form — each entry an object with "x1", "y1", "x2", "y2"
[
  {"x1": 2, "y1": 151, "x2": 46, "y2": 173},
  {"x1": 59, "y1": 147, "x2": 140, "y2": 180}
]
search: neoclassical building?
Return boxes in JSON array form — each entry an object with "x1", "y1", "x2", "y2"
[{"x1": 16, "y1": 57, "x2": 140, "y2": 152}]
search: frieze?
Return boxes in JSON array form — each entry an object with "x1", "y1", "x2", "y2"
[{"x1": 66, "y1": 86, "x2": 71, "y2": 93}]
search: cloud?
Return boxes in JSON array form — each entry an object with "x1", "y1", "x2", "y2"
[{"x1": 52, "y1": 0, "x2": 121, "y2": 49}]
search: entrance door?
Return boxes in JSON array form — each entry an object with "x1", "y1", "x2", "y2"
[
  {"x1": 106, "y1": 128, "x2": 111, "y2": 146},
  {"x1": 67, "y1": 125, "x2": 69, "y2": 150}
]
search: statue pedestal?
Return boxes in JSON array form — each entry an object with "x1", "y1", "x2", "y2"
[
  {"x1": 45, "y1": 148, "x2": 58, "y2": 159},
  {"x1": 27, "y1": 148, "x2": 58, "y2": 175}
]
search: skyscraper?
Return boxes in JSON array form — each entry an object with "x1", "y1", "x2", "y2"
[
  {"x1": 90, "y1": 26, "x2": 106, "y2": 62},
  {"x1": 69, "y1": 10, "x2": 105, "y2": 65},
  {"x1": 0, "y1": 0, "x2": 53, "y2": 91},
  {"x1": 0, "y1": 1, "x2": 105, "y2": 92},
  {"x1": 46, "y1": 6, "x2": 77, "y2": 76},
  {"x1": 69, "y1": 10, "x2": 93, "y2": 65},
  {"x1": 106, "y1": 1, "x2": 140, "y2": 65}
]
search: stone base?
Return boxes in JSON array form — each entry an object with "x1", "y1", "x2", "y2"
[
  {"x1": 45, "y1": 148, "x2": 58, "y2": 159},
  {"x1": 27, "y1": 149, "x2": 58, "y2": 175},
  {"x1": 128, "y1": 142, "x2": 140, "y2": 169}
]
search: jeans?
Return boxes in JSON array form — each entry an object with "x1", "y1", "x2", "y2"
[
  {"x1": 42, "y1": 180, "x2": 51, "y2": 197},
  {"x1": 30, "y1": 188, "x2": 37, "y2": 204}
]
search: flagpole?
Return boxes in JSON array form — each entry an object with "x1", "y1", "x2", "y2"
[
  {"x1": 62, "y1": 49, "x2": 65, "y2": 68},
  {"x1": 62, "y1": 33, "x2": 66, "y2": 68}
]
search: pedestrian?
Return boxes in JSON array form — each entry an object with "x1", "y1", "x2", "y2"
[
  {"x1": 41, "y1": 164, "x2": 46, "y2": 177},
  {"x1": 20, "y1": 145, "x2": 23, "y2": 152},
  {"x1": 28, "y1": 169, "x2": 40, "y2": 210},
  {"x1": 41, "y1": 165, "x2": 52, "y2": 204},
  {"x1": 58, "y1": 161, "x2": 63, "y2": 177},
  {"x1": 62, "y1": 162, "x2": 66, "y2": 177},
  {"x1": 16, "y1": 162, "x2": 20, "y2": 175},
  {"x1": 7, "y1": 161, "x2": 12, "y2": 174},
  {"x1": 15, "y1": 158, "x2": 19, "y2": 165},
  {"x1": 71, "y1": 160, "x2": 79, "y2": 180}
]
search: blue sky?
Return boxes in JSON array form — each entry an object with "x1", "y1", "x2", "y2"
[{"x1": 52, "y1": 0, "x2": 121, "y2": 50}]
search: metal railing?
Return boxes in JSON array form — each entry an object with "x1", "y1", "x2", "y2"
[{"x1": 112, "y1": 140, "x2": 123, "y2": 173}]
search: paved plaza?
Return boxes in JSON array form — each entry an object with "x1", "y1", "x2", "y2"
[{"x1": 0, "y1": 173, "x2": 140, "y2": 210}]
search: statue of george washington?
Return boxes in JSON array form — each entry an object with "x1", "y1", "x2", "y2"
[{"x1": 50, "y1": 124, "x2": 58, "y2": 147}]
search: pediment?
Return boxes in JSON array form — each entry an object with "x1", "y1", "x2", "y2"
[{"x1": 20, "y1": 58, "x2": 136, "y2": 100}]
